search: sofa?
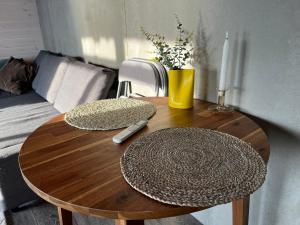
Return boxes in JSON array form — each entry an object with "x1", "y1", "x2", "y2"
[{"x1": 0, "y1": 51, "x2": 117, "y2": 211}]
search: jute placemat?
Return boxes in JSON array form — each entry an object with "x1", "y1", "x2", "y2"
[
  {"x1": 120, "y1": 128, "x2": 267, "y2": 207},
  {"x1": 64, "y1": 99, "x2": 156, "y2": 130}
]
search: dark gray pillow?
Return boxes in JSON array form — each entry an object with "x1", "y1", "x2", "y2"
[
  {"x1": 0, "y1": 58, "x2": 9, "y2": 70},
  {"x1": 0, "y1": 58, "x2": 34, "y2": 95}
]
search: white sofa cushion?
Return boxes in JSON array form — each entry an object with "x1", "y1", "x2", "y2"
[
  {"x1": 32, "y1": 53, "x2": 69, "y2": 103},
  {"x1": 53, "y1": 61, "x2": 116, "y2": 113}
]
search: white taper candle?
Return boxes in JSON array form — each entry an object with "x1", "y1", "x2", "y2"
[{"x1": 219, "y1": 32, "x2": 229, "y2": 91}]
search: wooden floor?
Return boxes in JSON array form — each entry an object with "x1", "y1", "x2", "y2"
[{"x1": 0, "y1": 202, "x2": 203, "y2": 225}]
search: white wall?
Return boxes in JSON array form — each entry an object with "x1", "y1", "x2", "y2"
[
  {"x1": 37, "y1": 1, "x2": 300, "y2": 225},
  {"x1": 0, "y1": 0, "x2": 43, "y2": 60}
]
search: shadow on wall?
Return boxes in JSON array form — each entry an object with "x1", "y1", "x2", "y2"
[
  {"x1": 193, "y1": 27, "x2": 251, "y2": 105},
  {"x1": 193, "y1": 13, "x2": 218, "y2": 101},
  {"x1": 246, "y1": 115, "x2": 300, "y2": 225},
  {"x1": 227, "y1": 32, "x2": 249, "y2": 109},
  {"x1": 227, "y1": 32, "x2": 249, "y2": 108},
  {"x1": 193, "y1": 14, "x2": 209, "y2": 100}
]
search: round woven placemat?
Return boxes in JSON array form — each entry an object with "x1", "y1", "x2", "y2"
[
  {"x1": 64, "y1": 99, "x2": 156, "y2": 130},
  {"x1": 120, "y1": 128, "x2": 267, "y2": 207}
]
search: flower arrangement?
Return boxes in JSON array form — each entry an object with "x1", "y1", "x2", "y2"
[{"x1": 141, "y1": 15, "x2": 193, "y2": 70}]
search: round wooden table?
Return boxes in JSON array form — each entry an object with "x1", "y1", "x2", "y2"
[{"x1": 19, "y1": 98, "x2": 269, "y2": 225}]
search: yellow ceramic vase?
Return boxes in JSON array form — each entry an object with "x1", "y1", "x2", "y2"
[{"x1": 168, "y1": 69, "x2": 195, "y2": 109}]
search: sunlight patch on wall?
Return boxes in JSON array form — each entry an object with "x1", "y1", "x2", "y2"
[
  {"x1": 81, "y1": 37, "x2": 117, "y2": 61},
  {"x1": 125, "y1": 38, "x2": 154, "y2": 59},
  {"x1": 126, "y1": 38, "x2": 179, "y2": 60}
]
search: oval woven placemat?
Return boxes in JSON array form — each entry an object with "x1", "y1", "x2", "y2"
[
  {"x1": 120, "y1": 128, "x2": 267, "y2": 207},
  {"x1": 64, "y1": 98, "x2": 156, "y2": 130}
]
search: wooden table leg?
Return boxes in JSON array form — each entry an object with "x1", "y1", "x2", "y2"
[
  {"x1": 115, "y1": 219, "x2": 145, "y2": 225},
  {"x1": 57, "y1": 207, "x2": 72, "y2": 225},
  {"x1": 232, "y1": 196, "x2": 250, "y2": 225}
]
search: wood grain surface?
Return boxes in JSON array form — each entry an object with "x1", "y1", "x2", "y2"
[{"x1": 19, "y1": 97, "x2": 270, "y2": 220}]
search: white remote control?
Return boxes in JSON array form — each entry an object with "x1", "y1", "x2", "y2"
[{"x1": 112, "y1": 120, "x2": 148, "y2": 144}]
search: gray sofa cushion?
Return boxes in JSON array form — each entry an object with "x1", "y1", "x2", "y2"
[
  {"x1": 32, "y1": 53, "x2": 70, "y2": 103},
  {"x1": 0, "y1": 144, "x2": 38, "y2": 210},
  {"x1": 0, "y1": 91, "x2": 59, "y2": 149},
  {"x1": 0, "y1": 90, "x2": 12, "y2": 99},
  {"x1": 33, "y1": 51, "x2": 65, "y2": 78},
  {"x1": 0, "y1": 91, "x2": 59, "y2": 210},
  {"x1": 53, "y1": 61, "x2": 116, "y2": 113}
]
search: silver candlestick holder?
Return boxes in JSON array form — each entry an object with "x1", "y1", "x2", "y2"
[{"x1": 208, "y1": 90, "x2": 234, "y2": 112}]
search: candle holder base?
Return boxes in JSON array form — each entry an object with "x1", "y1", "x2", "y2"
[
  {"x1": 208, "y1": 104, "x2": 234, "y2": 113},
  {"x1": 208, "y1": 89, "x2": 234, "y2": 113}
]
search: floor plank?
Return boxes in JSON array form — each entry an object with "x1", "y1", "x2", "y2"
[
  {"x1": 5, "y1": 208, "x2": 37, "y2": 225},
  {"x1": 0, "y1": 211, "x2": 10, "y2": 225},
  {"x1": 73, "y1": 212, "x2": 113, "y2": 225},
  {"x1": 3, "y1": 203, "x2": 203, "y2": 225},
  {"x1": 30, "y1": 203, "x2": 60, "y2": 225},
  {"x1": 148, "y1": 214, "x2": 203, "y2": 225}
]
